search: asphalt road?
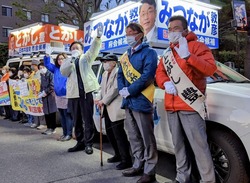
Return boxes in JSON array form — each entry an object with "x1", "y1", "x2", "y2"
[{"x1": 0, "y1": 116, "x2": 176, "y2": 183}]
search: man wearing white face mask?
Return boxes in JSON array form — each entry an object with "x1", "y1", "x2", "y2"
[
  {"x1": 60, "y1": 26, "x2": 103, "y2": 155},
  {"x1": 118, "y1": 22, "x2": 158, "y2": 183},
  {"x1": 95, "y1": 54, "x2": 132, "y2": 170},
  {"x1": 156, "y1": 15, "x2": 216, "y2": 183}
]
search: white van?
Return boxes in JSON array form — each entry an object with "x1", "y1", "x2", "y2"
[
  {"x1": 6, "y1": 54, "x2": 58, "y2": 69},
  {"x1": 92, "y1": 60, "x2": 250, "y2": 183}
]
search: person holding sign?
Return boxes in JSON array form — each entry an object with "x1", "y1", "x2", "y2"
[
  {"x1": 117, "y1": 22, "x2": 158, "y2": 183},
  {"x1": 155, "y1": 15, "x2": 216, "y2": 183}
]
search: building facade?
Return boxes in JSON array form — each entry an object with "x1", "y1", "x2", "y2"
[{"x1": 0, "y1": 0, "x2": 67, "y2": 43}]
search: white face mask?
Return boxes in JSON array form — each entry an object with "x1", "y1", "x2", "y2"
[
  {"x1": 126, "y1": 34, "x2": 140, "y2": 47},
  {"x1": 168, "y1": 32, "x2": 183, "y2": 43},
  {"x1": 2, "y1": 69, "x2": 6, "y2": 75},
  {"x1": 103, "y1": 62, "x2": 111, "y2": 71},
  {"x1": 18, "y1": 71, "x2": 23, "y2": 76},
  {"x1": 71, "y1": 50, "x2": 81, "y2": 58},
  {"x1": 24, "y1": 73, "x2": 29, "y2": 79},
  {"x1": 41, "y1": 68, "x2": 47, "y2": 74}
]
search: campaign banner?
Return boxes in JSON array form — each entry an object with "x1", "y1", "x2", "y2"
[
  {"x1": 9, "y1": 79, "x2": 44, "y2": 116},
  {"x1": 84, "y1": 0, "x2": 219, "y2": 52},
  {"x1": 9, "y1": 24, "x2": 84, "y2": 57},
  {"x1": 0, "y1": 81, "x2": 10, "y2": 106}
]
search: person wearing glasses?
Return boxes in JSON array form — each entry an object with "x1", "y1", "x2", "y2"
[{"x1": 139, "y1": 0, "x2": 157, "y2": 43}]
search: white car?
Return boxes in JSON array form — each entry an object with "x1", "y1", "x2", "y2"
[{"x1": 92, "y1": 61, "x2": 250, "y2": 183}]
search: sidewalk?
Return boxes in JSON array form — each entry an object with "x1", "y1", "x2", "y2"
[{"x1": 0, "y1": 117, "x2": 171, "y2": 183}]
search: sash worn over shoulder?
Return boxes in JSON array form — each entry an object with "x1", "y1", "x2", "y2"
[
  {"x1": 162, "y1": 48, "x2": 206, "y2": 119},
  {"x1": 120, "y1": 52, "x2": 155, "y2": 103}
]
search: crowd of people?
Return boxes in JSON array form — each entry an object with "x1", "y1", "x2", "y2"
[{"x1": 0, "y1": 15, "x2": 217, "y2": 183}]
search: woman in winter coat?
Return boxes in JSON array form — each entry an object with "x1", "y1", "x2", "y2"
[
  {"x1": 38, "y1": 63, "x2": 58, "y2": 135},
  {"x1": 43, "y1": 53, "x2": 73, "y2": 141}
]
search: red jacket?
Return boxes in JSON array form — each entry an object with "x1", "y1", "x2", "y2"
[{"x1": 155, "y1": 32, "x2": 217, "y2": 112}]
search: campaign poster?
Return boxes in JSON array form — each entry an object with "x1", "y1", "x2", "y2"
[
  {"x1": 9, "y1": 79, "x2": 44, "y2": 116},
  {"x1": 0, "y1": 81, "x2": 10, "y2": 106}
]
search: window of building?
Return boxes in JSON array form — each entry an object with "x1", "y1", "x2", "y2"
[
  {"x1": 41, "y1": 14, "x2": 49, "y2": 22},
  {"x1": 73, "y1": 19, "x2": 79, "y2": 25},
  {"x1": 23, "y1": 9, "x2": 32, "y2": 20},
  {"x1": 2, "y1": 27, "x2": 12, "y2": 37},
  {"x1": 2, "y1": 6, "x2": 12, "y2": 17}
]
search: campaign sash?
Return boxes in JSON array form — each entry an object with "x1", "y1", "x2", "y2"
[
  {"x1": 120, "y1": 52, "x2": 155, "y2": 103},
  {"x1": 162, "y1": 48, "x2": 206, "y2": 119}
]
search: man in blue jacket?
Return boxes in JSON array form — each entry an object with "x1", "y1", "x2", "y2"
[{"x1": 117, "y1": 22, "x2": 158, "y2": 183}]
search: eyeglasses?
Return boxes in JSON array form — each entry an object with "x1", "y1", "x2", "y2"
[{"x1": 140, "y1": 10, "x2": 156, "y2": 18}]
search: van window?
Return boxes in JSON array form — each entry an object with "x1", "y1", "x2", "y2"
[{"x1": 8, "y1": 62, "x2": 20, "y2": 69}]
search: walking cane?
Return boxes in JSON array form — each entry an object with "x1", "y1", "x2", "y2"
[{"x1": 99, "y1": 106, "x2": 103, "y2": 166}]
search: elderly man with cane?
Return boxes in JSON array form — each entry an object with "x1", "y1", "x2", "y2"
[{"x1": 95, "y1": 54, "x2": 132, "y2": 170}]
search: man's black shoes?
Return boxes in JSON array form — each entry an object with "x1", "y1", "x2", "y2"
[
  {"x1": 137, "y1": 174, "x2": 156, "y2": 183},
  {"x1": 85, "y1": 146, "x2": 93, "y2": 155},
  {"x1": 107, "y1": 155, "x2": 121, "y2": 163},
  {"x1": 116, "y1": 162, "x2": 132, "y2": 170},
  {"x1": 68, "y1": 143, "x2": 85, "y2": 152},
  {"x1": 122, "y1": 167, "x2": 143, "y2": 177}
]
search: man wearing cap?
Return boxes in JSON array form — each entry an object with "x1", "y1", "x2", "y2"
[
  {"x1": 95, "y1": 54, "x2": 132, "y2": 170},
  {"x1": 117, "y1": 22, "x2": 158, "y2": 183}
]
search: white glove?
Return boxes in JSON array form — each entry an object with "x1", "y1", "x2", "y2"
[
  {"x1": 174, "y1": 37, "x2": 190, "y2": 59},
  {"x1": 38, "y1": 92, "x2": 43, "y2": 98},
  {"x1": 97, "y1": 25, "x2": 103, "y2": 38},
  {"x1": 119, "y1": 87, "x2": 130, "y2": 98},
  {"x1": 71, "y1": 50, "x2": 81, "y2": 59},
  {"x1": 45, "y1": 45, "x2": 53, "y2": 56},
  {"x1": 42, "y1": 90, "x2": 47, "y2": 97},
  {"x1": 164, "y1": 81, "x2": 177, "y2": 95}
]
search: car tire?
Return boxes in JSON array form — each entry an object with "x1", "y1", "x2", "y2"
[{"x1": 207, "y1": 128, "x2": 250, "y2": 183}]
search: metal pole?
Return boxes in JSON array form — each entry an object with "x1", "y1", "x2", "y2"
[
  {"x1": 235, "y1": 28, "x2": 240, "y2": 73},
  {"x1": 99, "y1": 106, "x2": 103, "y2": 166}
]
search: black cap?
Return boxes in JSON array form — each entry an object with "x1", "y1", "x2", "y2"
[{"x1": 100, "y1": 54, "x2": 118, "y2": 62}]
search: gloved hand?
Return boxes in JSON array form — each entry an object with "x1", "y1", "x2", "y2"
[
  {"x1": 71, "y1": 50, "x2": 81, "y2": 59},
  {"x1": 174, "y1": 37, "x2": 190, "y2": 59},
  {"x1": 119, "y1": 87, "x2": 130, "y2": 98},
  {"x1": 45, "y1": 45, "x2": 53, "y2": 56},
  {"x1": 164, "y1": 81, "x2": 177, "y2": 95},
  {"x1": 42, "y1": 90, "x2": 47, "y2": 97},
  {"x1": 97, "y1": 25, "x2": 103, "y2": 38},
  {"x1": 38, "y1": 92, "x2": 43, "y2": 98}
]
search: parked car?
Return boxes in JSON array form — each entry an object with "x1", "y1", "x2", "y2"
[{"x1": 92, "y1": 60, "x2": 250, "y2": 183}]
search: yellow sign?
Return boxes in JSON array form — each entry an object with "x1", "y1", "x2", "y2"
[{"x1": 9, "y1": 79, "x2": 44, "y2": 116}]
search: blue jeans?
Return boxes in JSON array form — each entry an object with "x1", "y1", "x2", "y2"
[
  {"x1": 58, "y1": 109, "x2": 73, "y2": 136},
  {"x1": 27, "y1": 114, "x2": 34, "y2": 124}
]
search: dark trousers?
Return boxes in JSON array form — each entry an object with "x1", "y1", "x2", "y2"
[
  {"x1": 103, "y1": 107, "x2": 131, "y2": 163},
  {"x1": 69, "y1": 92, "x2": 95, "y2": 146},
  {"x1": 4, "y1": 105, "x2": 11, "y2": 118},
  {"x1": 45, "y1": 112, "x2": 56, "y2": 130}
]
